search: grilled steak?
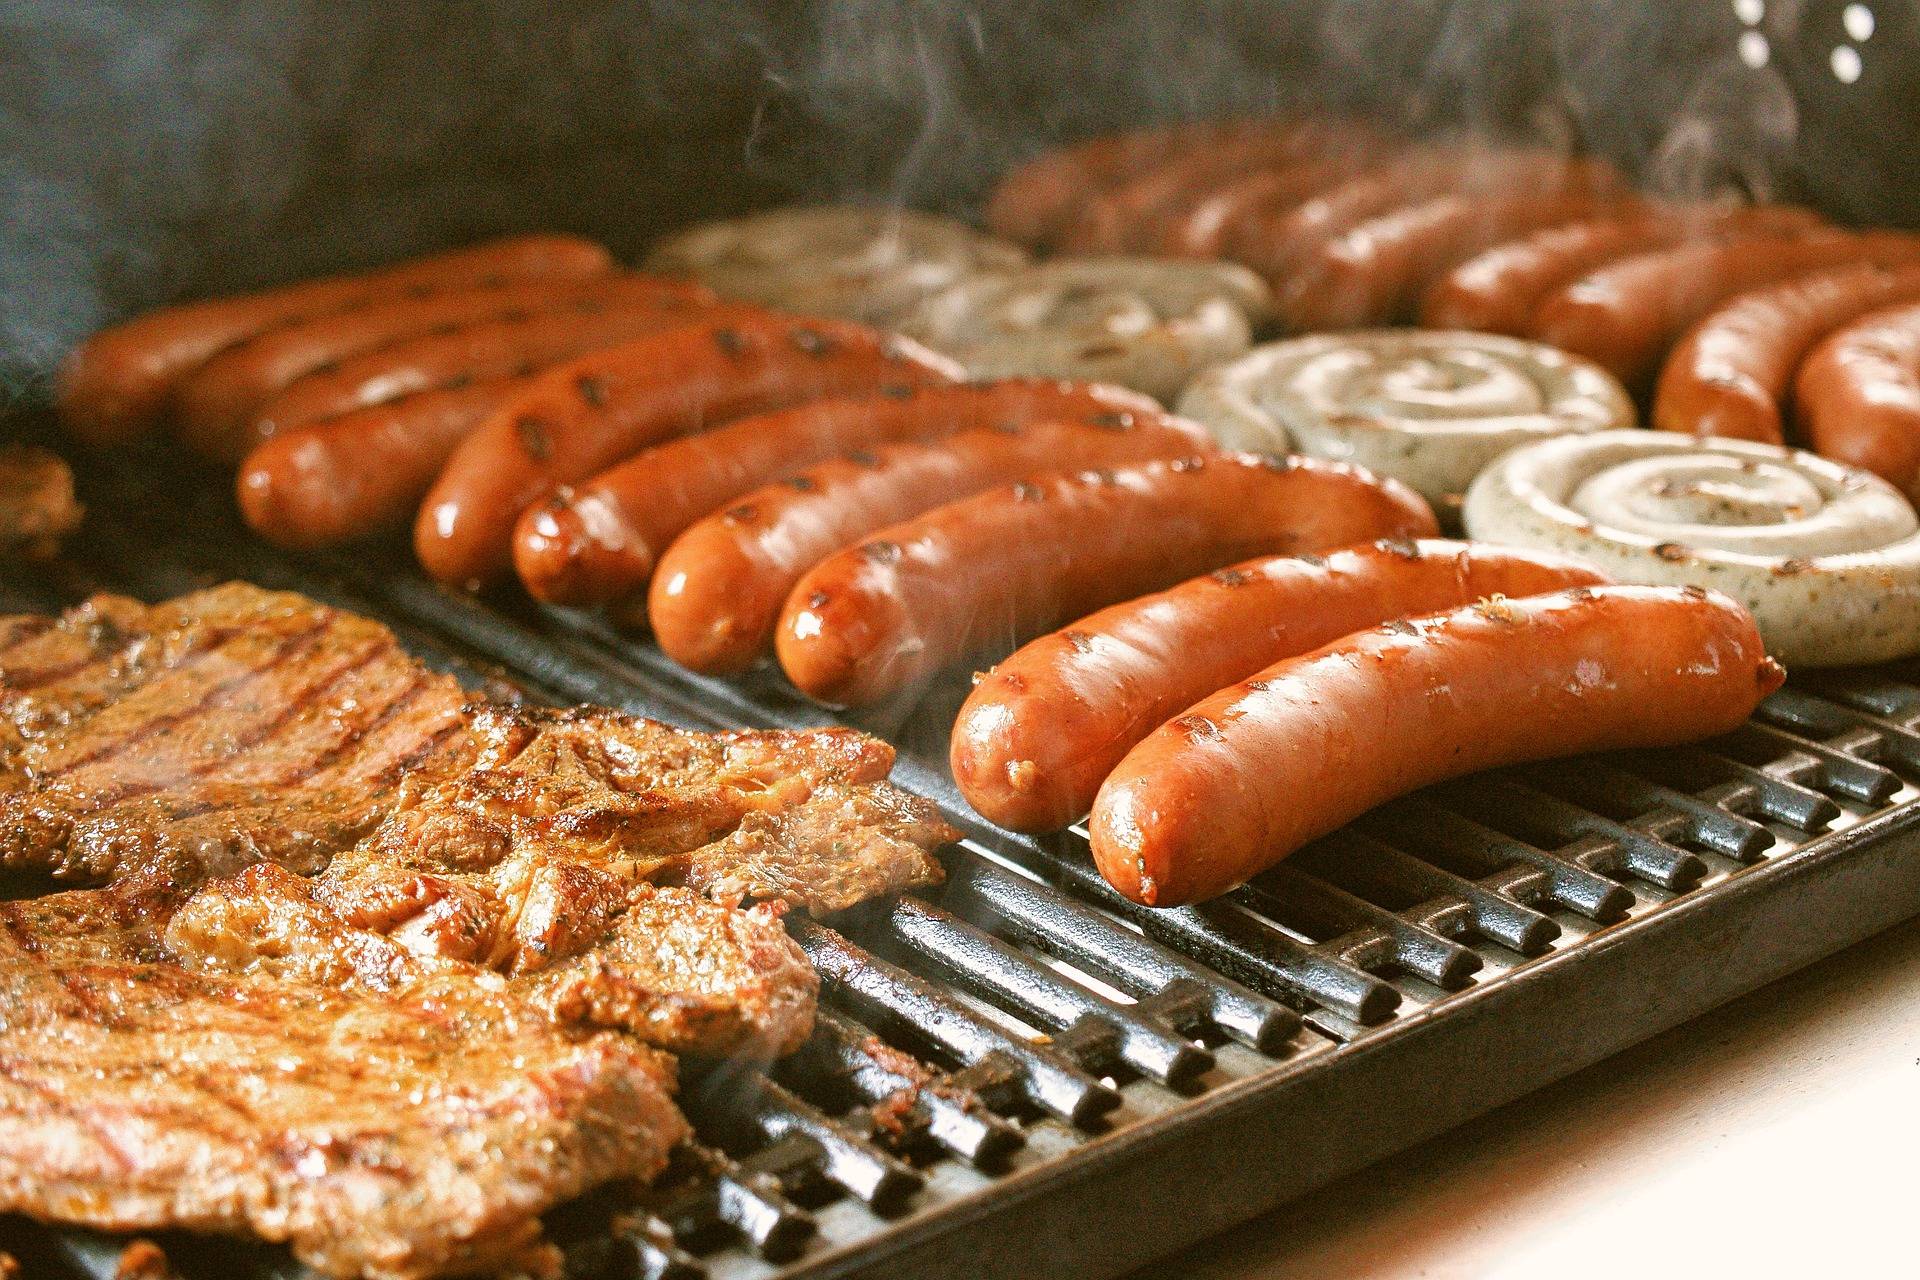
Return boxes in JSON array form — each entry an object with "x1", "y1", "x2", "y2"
[
  {"x1": 0, "y1": 584, "x2": 954, "y2": 1277},
  {"x1": 0, "y1": 445, "x2": 83, "y2": 561}
]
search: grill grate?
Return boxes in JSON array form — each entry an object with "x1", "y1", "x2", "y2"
[{"x1": 4, "y1": 421, "x2": 1920, "y2": 1280}]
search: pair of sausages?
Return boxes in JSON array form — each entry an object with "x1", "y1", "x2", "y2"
[
  {"x1": 414, "y1": 314, "x2": 963, "y2": 589},
  {"x1": 513, "y1": 379, "x2": 1162, "y2": 607},
  {"x1": 1089, "y1": 584, "x2": 1782, "y2": 906},
  {"x1": 55, "y1": 234, "x2": 615, "y2": 443},
  {"x1": 773, "y1": 453, "x2": 1439, "y2": 705}
]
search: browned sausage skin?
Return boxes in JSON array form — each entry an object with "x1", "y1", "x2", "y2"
[
  {"x1": 415, "y1": 314, "x2": 963, "y2": 590},
  {"x1": 1654, "y1": 264, "x2": 1920, "y2": 443},
  {"x1": 1090, "y1": 585, "x2": 1782, "y2": 907},
  {"x1": 1795, "y1": 301, "x2": 1920, "y2": 496},
  {"x1": 513, "y1": 379, "x2": 1163, "y2": 607},
  {"x1": 775, "y1": 453, "x2": 1439, "y2": 706},
  {"x1": 951, "y1": 539, "x2": 1609, "y2": 833},
  {"x1": 646, "y1": 414, "x2": 1213, "y2": 674},
  {"x1": 55, "y1": 234, "x2": 613, "y2": 443}
]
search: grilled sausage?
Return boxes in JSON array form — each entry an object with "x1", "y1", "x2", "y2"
[
  {"x1": 173, "y1": 274, "x2": 713, "y2": 462},
  {"x1": 239, "y1": 293, "x2": 731, "y2": 461},
  {"x1": 1533, "y1": 231, "x2": 1920, "y2": 390},
  {"x1": 415, "y1": 315, "x2": 962, "y2": 589},
  {"x1": 646, "y1": 415, "x2": 1213, "y2": 674},
  {"x1": 1796, "y1": 301, "x2": 1920, "y2": 496},
  {"x1": 55, "y1": 234, "x2": 613, "y2": 444},
  {"x1": 1418, "y1": 206, "x2": 1826, "y2": 335},
  {"x1": 1090, "y1": 585, "x2": 1782, "y2": 906},
  {"x1": 1291, "y1": 191, "x2": 1643, "y2": 331},
  {"x1": 1153, "y1": 155, "x2": 1381, "y2": 259},
  {"x1": 238, "y1": 378, "x2": 530, "y2": 549},
  {"x1": 513, "y1": 379, "x2": 1161, "y2": 607},
  {"x1": 951, "y1": 539, "x2": 1609, "y2": 832},
  {"x1": 775, "y1": 453, "x2": 1438, "y2": 706},
  {"x1": 1653, "y1": 264, "x2": 1920, "y2": 443}
]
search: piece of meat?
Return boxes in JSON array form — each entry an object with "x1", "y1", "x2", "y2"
[
  {"x1": 0, "y1": 445, "x2": 84, "y2": 560},
  {"x1": 0, "y1": 870, "x2": 688, "y2": 1280}
]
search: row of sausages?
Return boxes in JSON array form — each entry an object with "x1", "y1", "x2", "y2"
[{"x1": 986, "y1": 116, "x2": 1920, "y2": 498}]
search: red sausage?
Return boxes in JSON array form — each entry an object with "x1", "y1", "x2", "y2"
[
  {"x1": 1090, "y1": 585, "x2": 1782, "y2": 906},
  {"x1": 238, "y1": 379, "x2": 530, "y2": 549},
  {"x1": 775, "y1": 453, "x2": 1438, "y2": 706},
  {"x1": 237, "y1": 293, "x2": 733, "y2": 462},
  {"x1": 415, "y1": 315, "x2": 962, "y2": 590},
  {"x1": 1418, "y1": 206, "x2": 1826, "y2": 335},
  {"x1": 513, "y1": 379, "x2": 1162, "y2": 607},
  {"x1": 1532, "y1": 231, "x2": 1920, "y2": 390},
  {"x1": 173, "y1": 274, "x2": 712, "y2": 461},
  {"x1": 646, "y1": 415, "x2": 1214, "y2": 674},
  {"x1": 951, "y1": 539, "x2": 1609, "y2": 832},
  {"x1": 1288, "y1": 191, "x2": 1644, "y2": 330},
  {"x1": 54, "y1": 234, "x2": 612, "y2": 443},
  {"x1": 1795, "y1": 301, "x2": 1920, "y2": 495},
  {"x1": 1653, "y1": 264, "x2": 1920, "y2": 443},
  {"x1": 1152, "y1": 155, "x2": 1382, "y2": 258}
]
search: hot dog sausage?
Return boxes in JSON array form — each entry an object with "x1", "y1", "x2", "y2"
[
  {"x1": 1795, "y1": 301, "x2": 1920, "y2": 496},
  {"x1": 173, "y1": 274, "x2": 712, "y2": 461},
  {"x1": 415, "y1": 314, "x2": 962, "y2": 589},
  {"x1": 951, "y1": 538, "x2": 1609, "y2": 832},
  {"x1": 1652, "y1": 264, "x2": 1920, "y2": 443},
  {"x1": 1290, "y1": 191, "x2": 1643, "y2": 330},
  {"x1": 514, "y1": 378, "x2": 1162, "y2": 607},
  {"x1": 1090, "y1": 585, "x2": 1782, "y2": 906},
  {"x1": 237, "y1": 293, "x2": 733, "y2": 462},
  {"x1": 1533, "y1": 231, "x2": 1920, "y2": 390},
  {"x1": 54, "y1": 234, "x2": 613, "y2": 443},
  {"x1": 1418, "y1": 206, "x2": 1826, "y2": 335},
  {"x1": 775, "y1": 453, "x2": 1439, "y2": 706},
  {"x1": 1229, "y1": 151, "x2": 1625, "y2": 305},
  {"x1": 1153, "y1": 156, "x2": 1380, "y2": 259},
  {"x1": 646, "y1": 414, "x2": 1213, "y2": 674},
  {"x1": 237, "y1": 378, "x2": 531, "y2": 549}
]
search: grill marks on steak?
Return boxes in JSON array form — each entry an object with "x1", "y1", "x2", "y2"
[
  {"x1": 0, "y1": 584, "x2": 955, "y2": 1277},
  {"x1": 0, "y1": 873, "x2": 688, "y2": 1280}
]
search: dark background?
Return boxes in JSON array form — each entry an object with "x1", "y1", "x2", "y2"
[{"x1": 1, "y1": 0, "x2": 1911, "y2": 398}]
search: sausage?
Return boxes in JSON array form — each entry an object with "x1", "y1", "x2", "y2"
[
  {"x1": 984, "y1": 119, "x2": 1342, "y2": 249},
  {"x1": 513, "y1": 378, "x2": 1163, "y2": 607},
  {"x1": 1532, "y1": 231, "x2": 1920, "y2": 390},
  {"x1": 774, "y1": 453, "x2": 1439, "y2": 706},
  {"x1": 1289, "y1": 191, "x2": 1644, "y2": 331},
  {"x1": 1089, "y1": 585, "x2": 1782, "y2": 906},
  {"x1": 236, "y1": 293, "x2": 733, "y2": 463},
  {"x1": 173, "y1": 274, "x2": 713, "y2": 462},
  {"x1": 54, "y1": 234, "x2": 613, "y2": 444},
  {"x1": 1154, "y1": 154, "x2": 1392, "y2": 259},
  {"x1": 1053, "y1": 120, "x2": 1382, "y2": 255},
  {"x1": 951, "y1": 539, "x2": 1610, "y2": 832},
  {"x1": 1418, "y1": 206, "x2": 1827, "y2": 335},
  {"x1": 1227, "y1": 151, "x2": 1625, "y2": 301},
  {"x1": 415, "y1": 315, "x2": 963, "y2": 589},
  {"x1": 1795, "y1": 301, "x2": 1920, "y2": 495},
  {"x1": 646, "y1": 414, "x2": 1214, "y2": 674},
  {"x1": 238, "y1": 378, "x2": 530, "y2": 549},
  {"x1": 1652, "y1": 264, "x2": 1920, "y2": 443}
]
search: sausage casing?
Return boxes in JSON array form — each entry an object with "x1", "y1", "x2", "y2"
[
  {"x1": 1090, "y1": 585, "x2": 1782, "y2": 906},
  {"x1": 951, "y1": 539, "x2": 1608, "y2": 832},
  {"x1": 775, "y1": 453, "x2": 1439, "y2": 706},
  {"x1": 1796, "y1": 301, "x2": 1920, "y2": 496}
]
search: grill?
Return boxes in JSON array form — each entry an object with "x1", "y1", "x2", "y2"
[{"x1": 5, "y1": 416, "x2": 1920, "y2": 1280}]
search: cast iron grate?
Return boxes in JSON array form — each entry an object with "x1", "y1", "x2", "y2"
[{"x1": 2, "y1": 427, "x2": 1918, "y2": 1280}]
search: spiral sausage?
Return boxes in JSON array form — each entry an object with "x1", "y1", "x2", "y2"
[
  {"x1": 775, "y1": 453, "x2": 1438, "y2": 706},
  {"x1": 1090, "y1": 585, "x2": 1781, "y2": 906},
  {"x1": 951, "y1": 539, "x2": 1608, "y2": 832}
]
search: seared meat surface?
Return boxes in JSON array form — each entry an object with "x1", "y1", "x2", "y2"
[
  {"x1": 0, "y1": 584, "x2": 953, "y2": 1277},
  {"x1": 0, "y1": 445, "x2": 83, "y2": 560}
]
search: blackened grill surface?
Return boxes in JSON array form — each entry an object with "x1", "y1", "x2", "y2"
[{"x1": 5, "y1": 416, "x2": 1920, "y2": 1280}]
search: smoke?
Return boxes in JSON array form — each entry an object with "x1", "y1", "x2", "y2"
[{"x1": 0, "y1": 0, "x2": 1865, "y2": 403}]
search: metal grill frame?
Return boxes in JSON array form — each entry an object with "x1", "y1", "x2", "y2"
[{"x1": 5, "y1": 422, "x2": 1920, "y2": 1280}]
